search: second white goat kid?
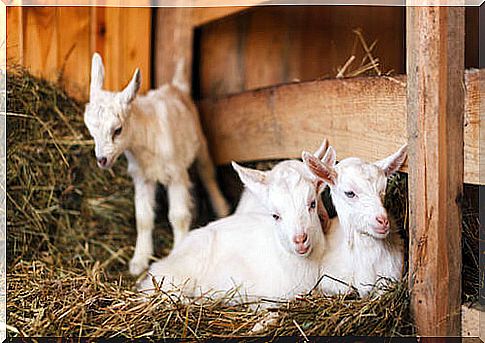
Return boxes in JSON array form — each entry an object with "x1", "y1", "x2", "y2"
[
  {"x1": 84, "y1": 53, "x2": 230, "y2": 275},
  {"x1": 236, "y1": 139, "x2": 331, "y2": 228},
  {"x1": 302, "y1": 145, "x2": 407, "y2": 297},
  {"x1": 138, "y1": 161, "x2": 327, "y2": 303}
]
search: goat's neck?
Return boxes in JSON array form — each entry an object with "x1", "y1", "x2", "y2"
[
  {"x1": 124, "y1": 100, "x2": 156, "y2": 157},
  {"x1": 331, "y1": 215, "x2": 388, "y2": 250}
]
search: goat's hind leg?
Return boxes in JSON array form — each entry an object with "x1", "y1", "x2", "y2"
[
  {"x1": 196, "y1": 139, "x2": 230, "y2": 217},
  {"x1": 130, "y1": 176, "x2": 156, "y2": 275}
]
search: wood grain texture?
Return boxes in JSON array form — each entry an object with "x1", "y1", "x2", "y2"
[
  {"x1": 91, "y1": 7, "x2": 152, "y2": 93},
  {"x1": 407, "y1": 6, "x2": 464, "y2": 336},
  {"x1": 197, "y1": 6, "x2": 405, "y2": 98},
  {"x1": 23, "y1": 7, "x2": 59, "y2": 80},
  {"x1": 6, "y1": 6, "x2": 151, "y2": 99},
  {"x1": 198, "y1": 13, "x2": 245, "y2": 97},
  {"x1": 154, "y1": 6, "x2": 193, "y2": 88},
  {"x1": 192, "y1": 6, "x2": 249, "y2": 27},
  {"x1": 56, "y1": 7, "x2": 91, "y2": 99},
  {"x1": 198, "y1": 69, "x2": 481, "y2": 185},
  {"x1": 464, "y1": 69, "x2": 482, "y2": 185},
  {"x1": 6, "y1": 6, "x2": 23, "y2": 65}
]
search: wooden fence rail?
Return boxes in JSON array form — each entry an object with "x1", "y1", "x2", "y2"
[{"x1": 199, "y1": 69, "x2": 482, "y2": 185}]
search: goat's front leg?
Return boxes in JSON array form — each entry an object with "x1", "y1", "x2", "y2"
[
  {"x1": 129, "y1": 176, "x2": 156, "y2": 275},
  {"x1": 167, "y1": 171, "x2": 192, "y2": 247}
]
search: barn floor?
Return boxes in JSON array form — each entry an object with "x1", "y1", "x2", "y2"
[{"x1": 6, "y1": 68, "x2": 478, "y2": 338}]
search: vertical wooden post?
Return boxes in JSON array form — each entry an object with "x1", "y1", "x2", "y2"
[
  {"x1": 154, "y1": 5, "x2": 193, "y2": 88},
  {"x1": 407, "y1": 6, "x2": 464, "y2": 336}
]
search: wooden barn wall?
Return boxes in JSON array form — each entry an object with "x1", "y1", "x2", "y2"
[
  {"x1": 6, "y1": 6, "x2": 152, "y2": 100},
  {"x1": 196, "y1": 6, "x2": 479, "y2": 99},
  {"x1": 196, "y1": 6, "x2": 406, "y2": 99}
]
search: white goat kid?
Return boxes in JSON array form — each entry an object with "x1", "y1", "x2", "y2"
[
  {"x1": 84, "y1": 53, "x2": 230, "y2": 275},
  {"x1": 236, "y1": 139, "x2": 331, "y2": 228},
  {"x1": 138, "y1": 161, "x2": 327, "y2": 303},
  {"x1": 302, "y1": 145, "x2": 407, "y2": 297}
]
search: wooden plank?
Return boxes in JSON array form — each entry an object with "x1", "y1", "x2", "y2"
[
  {"x1": 407, "y1": 6, "x2": 464, "y2": 336},
  {"x1": 243, "y1": 8, "x2": 291, "y2": 90},
  {"x1": 91, "y1": 7, "x2": 151, "y2": 93},
  {"x1": 6, "y1": 6, "x2": 23, "y2": 65},
  {"x1": 120, "y1": 7, "x2": 151, "y2": 92},
  {"x1": 198, "y1": 12, "x2": 245, "y2": 97},
  {"x1": 198, "y1": 6, "x2": 405, "y2": 98},
  {"x1": 464, "y1": 69, "x2": 482, "y2": 185},
  {"x1": 1, "y1": 2, "x2": 5, "y2": 71},
  {"x1": 154, "y1": 6, "x2": 193, "y2": 88},
  {"x1": 22, "y1": 7, "x2": 59, "y2": 81},
  {"x1": 56, "y1": 7, "x2": 91, "y2": 100},
  {"x1": 198, "y1": 69, "x2": 481, "y2": 185},
  {"x1": 192, "y1": 6, "x2": 249, "y2": 27}
]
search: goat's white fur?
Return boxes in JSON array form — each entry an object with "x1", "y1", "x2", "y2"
[
  {"x1": 138, "y1": 160, "x2": 326, "y2": 303},
  {"x1": 84, "y1": 53, "x2": 230, "y2": 275},
  {"x1": 236, "y1": 139, "x2": 331, "y2": 228},
  {"x1": 303, "y1": 145, "x2": 407, "y2": 297}
]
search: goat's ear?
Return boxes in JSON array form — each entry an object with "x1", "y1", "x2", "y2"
[
  {"x1": 314, "y1": 179, "x2": 327, "y2": 194},
  {"x1": 118, "y1": 68, "x2": 141, "y2": 104},
  {"x1": 374, "y1": 144, "x2": 408, "y2": 177},
  {"x1": 90, "y1": 53, "x2": 105, "y2": 97},
  {"x1": 313, "y1": 138, "x2": 329, "y2": 160},
  {"x1": 321, "y1": 145, "x2": 336, "y2": 166},
  {"x1": 302, "y1": 151, "x2": 337, "y2": 186},
  {"x1": 232, "y1": 162, "x2": 267, "y2": 194}
]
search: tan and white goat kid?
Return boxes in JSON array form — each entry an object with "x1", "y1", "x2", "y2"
[
  {"x1": 138, "y1": 160, "x2": 327, "y2": 303},
  {"x1": 83, "y1": 53, "x2": 230, "y2": 275},
  {"x1": 302, "y1": 145, "x2": 407, "y2": 297}
]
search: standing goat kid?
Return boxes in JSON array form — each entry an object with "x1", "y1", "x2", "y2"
[
  {"x1": 84, "y1": 53, "x2": 230, "y2": 275},
  {"x1": 303, "y1": 145, "x2": 407, "y2": 297},
  {"x1": 138, "y1": 160, "x2": 327, "y2": 304}
]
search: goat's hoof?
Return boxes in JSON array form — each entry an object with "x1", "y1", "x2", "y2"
[{"x1": 129, "y1": 256, "x2": 149, "y2": 275}]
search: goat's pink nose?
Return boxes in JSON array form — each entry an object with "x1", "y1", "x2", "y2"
[
  {"x1": 97, "y1": 156, "x2": 108, "y2": 167},
  {"x1": 376, "y1": 215, "x2": 389, "y2": 228},
  {"x1": 293, "y1": 233, "x2": 308, "y2": 244}
]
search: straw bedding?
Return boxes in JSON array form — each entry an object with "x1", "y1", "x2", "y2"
[{"x1": 6, "y1": 68, "x2": 478, "y2": 338}]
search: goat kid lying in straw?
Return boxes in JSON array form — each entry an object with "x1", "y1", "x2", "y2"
[
  {"x1": 83, "y1": 53, "x2": 230, "y2": 276},
  {"x1": 238, "y1": 141, "x2": 406, "y2": 297},
  {"x1": 302, "y1": 144, "x2": 407, "y2": 297},
  {"x1": 138, "y1": 154, "x2": 330, "y2": 305}
]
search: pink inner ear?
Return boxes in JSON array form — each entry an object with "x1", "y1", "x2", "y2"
[
  {"x1": 315, "y1": 179, "x2": 324, "y2": 192},
  {"x1": 385, "y1": 154, "x2": 406, "y2": 176},
  {"x1": 387, "y1": 161, "x2": 399, "y2": 175},
  {"x1": 306, "y1": 155, "x2": 335, "y2": 184}
]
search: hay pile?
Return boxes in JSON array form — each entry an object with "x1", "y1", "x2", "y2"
[{"x1": 6, "y1": 68, "x2": 476, "y2": 338}]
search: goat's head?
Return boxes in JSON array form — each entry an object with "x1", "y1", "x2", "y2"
[
  {"x1": 232, "y1": 160, "x2": 326, "y2": 257},
  {"x1": 303, "y1": 144, "x2": 407, "y2": 239},
  {"x1": 84, "y1": 53, "x2": 141, "y2": 169}
]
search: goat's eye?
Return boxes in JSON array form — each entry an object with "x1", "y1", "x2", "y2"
[
  {"x1": 310, "y1": 200, "x2": 316, "y2": 209},
  {"x1": 345, "y1": 191, "x2": 356, "y2": 198},
  {"x1": 113, "y1": 127, "x2": 122, "y2": 138},
  {"x1": 272, "y1": 214, "x2": 281, "y2": 221}
]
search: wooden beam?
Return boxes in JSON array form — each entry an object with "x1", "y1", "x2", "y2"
[
  {"x1": 154, "y1": 6, "x2": 193, "y2": 88},
  {"x1": 192, "y1": 6, "x2": 249, "y2": 27},
  {"x1": 198, "y1": 69, "x2": 481, "y2": 185},
  {"x1": 191, "y1": 0, "x2": 268, "y2": 27},
  {"x1": 407, "y1": 6, "x2": 464, "y2": 336}
]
